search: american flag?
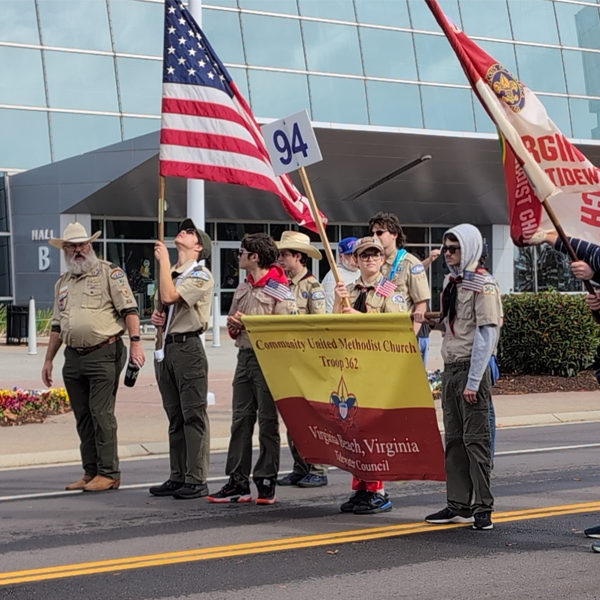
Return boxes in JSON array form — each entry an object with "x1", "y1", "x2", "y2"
[
  {"x1": 375, "y1": 277, "x2": 397, "y2": 298},
  {"x1": 159, "y1": 0, "x2": 325, "y2": 232},
  {"x1": 461, "y1": 270, "x2": 488, "y2": 292},
  {"x1": 263, "y1": 279, "x2": 291, "y2": 302}
]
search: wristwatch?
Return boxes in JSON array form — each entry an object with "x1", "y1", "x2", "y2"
[{"x1": 130, "y1": 336, "x2": 141, "y2": 342}]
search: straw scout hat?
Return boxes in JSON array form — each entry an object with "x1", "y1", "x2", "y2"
[
  {"x1": 49, "y1": 222, "x2": 102, "y2": 249},
  {"x1": 276, "y1": 231, "x2": 322, "y2": 260}
]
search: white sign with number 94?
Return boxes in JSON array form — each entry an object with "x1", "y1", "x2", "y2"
[{"x1": 261, "y1": 109, "x2": 323, "y2": 177}]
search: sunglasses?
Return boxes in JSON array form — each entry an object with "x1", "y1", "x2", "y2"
[
  {"x1": 358, "y1": 252, "x2": 382, "y2": 261},
  {"x1": 182, "y1": 228, "x2": 197, "y2": 235},
  {"x1": 64, "y1": 242, "x2": 90, "y2": 251},
  {"x1": 441, "y1": 245, "x2": 461, "y2": 255},
  {"x1": 371, "y1": 230, "x2": 388, "y2": 237}
]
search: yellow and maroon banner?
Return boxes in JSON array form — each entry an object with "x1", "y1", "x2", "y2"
[{"x1": 244, "y1": 313, "x2": 445, "y2": 482}]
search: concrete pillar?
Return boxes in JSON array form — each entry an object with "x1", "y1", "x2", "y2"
[{"x1": 492, "y1": 224, "x2": 514, "y2": 293}]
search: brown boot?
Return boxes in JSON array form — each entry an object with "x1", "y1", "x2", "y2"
[
  {"x1": 82, "y1": 475, "x2": 121, "y2": 492},
  {"x1": 65, "y1": 475, "x2": 93, "y2": 491}
]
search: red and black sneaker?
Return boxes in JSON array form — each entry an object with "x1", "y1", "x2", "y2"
[
  {"x1": 255, "y1": 478, "x2": 277, "y2": 505},
  {"x1": 207, "y1": 477, "x2": 252, "y2": 503}
]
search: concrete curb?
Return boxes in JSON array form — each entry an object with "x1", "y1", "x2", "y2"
[{"x1": 2, "y1": 412, "x2": 600, "y2": 469}]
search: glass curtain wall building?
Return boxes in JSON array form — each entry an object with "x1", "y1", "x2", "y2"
[{"x1": 2, "y1": 0, "x2": 600, "y2": 309}]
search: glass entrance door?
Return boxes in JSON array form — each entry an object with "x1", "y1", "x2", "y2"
[{"x1": 212, "y1": 241, "x2": 244, "y2": 326}]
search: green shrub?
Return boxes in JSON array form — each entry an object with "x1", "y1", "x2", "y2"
[{"x1": 498, "y1": 291, "x2": 600, "y2": 377}]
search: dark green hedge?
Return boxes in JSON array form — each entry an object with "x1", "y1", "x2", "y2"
[{"x1": 498, "y1": 292, "x2": 600, "y2": 377}]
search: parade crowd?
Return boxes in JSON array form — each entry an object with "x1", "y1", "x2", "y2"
[{"x1": 41, "y1": 214, "x2": 600, "y2": 536}]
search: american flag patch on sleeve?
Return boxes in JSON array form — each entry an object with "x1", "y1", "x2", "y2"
[
  {"x1": 263, "y1": 279, "x2": 291, "y2": 302},
  {"x1": 375, "y1": 277, "x2": 397, "y2": 298},
  {"x1": 461, "y1": 270, "x2": 488, "y2": 293}
]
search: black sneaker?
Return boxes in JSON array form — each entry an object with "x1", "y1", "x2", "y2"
[
  {"x1": 149, "y1": 479, "x2": 184, "y2": 497},
  {"x1": 340, "y1": 490, "x2": 368, "y2": 513},
  {"x1": 585, "y1": 524, "x2": 600, "y2": 539},
  {"x1": 173, "y1": 482, "x2": 209, "y2": 500},
  {"x1": 592, "y1": 541, "x2": 600, "y2": 553},
  {"x1": 472, "y1": 512, "x2": 494, "y2": 530},
  {"x1": 353, "y1": 491, "x2": 393, "y2": 515},
  {"x1": 425, "y1": 507, "x2": 474, "y2": 524},
  {"x1": 277, "y1": 473, "x2": 304, "y2": 486},
  {"x1": 255, "y1": 478, "x2": 277, "y2": 505},
  {"x1": 207, "y1": 478, "x2": 252, "y2": 504},
  {"x1": 297, "y1": 474, "x2": 328, "y2": 488}
]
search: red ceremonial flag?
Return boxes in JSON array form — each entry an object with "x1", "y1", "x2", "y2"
[
  {"x1": 426, "y1": 0, "x2": 600, "y2": 245},
  {"x1": 159, "y1": 0, "x2": 326, "y2": 232}
]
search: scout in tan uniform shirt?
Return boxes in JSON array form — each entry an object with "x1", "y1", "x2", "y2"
[
  {"x1": 42, "y1": 223, "x2": 144, "y2": 492},
  {"x1": 419, "y1": 224, "x2": 501, "y2": 532},
  {"x1": 149, "y1": 219, "x2": 214, "y2": 500},
  {"x1": 276, "y1": 231, "x2": 328, "y2": 488},
  {"x1": 368, "y1": 212, "x2": 430, "y2": 332},
  {"x1": 334, "y1": 236, "x2": 405, "y2": 516},
  {"x1": 209, "y1": 233, "x2": 297, "y2": 506}
]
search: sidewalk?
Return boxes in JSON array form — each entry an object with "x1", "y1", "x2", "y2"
[{"x1": 1, "y1": 332, "x2": 599, "y2": 468}]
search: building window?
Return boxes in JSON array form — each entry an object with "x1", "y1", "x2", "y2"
[{"x1": 514, "y1": 246, "x2": 582, "y2": 293}]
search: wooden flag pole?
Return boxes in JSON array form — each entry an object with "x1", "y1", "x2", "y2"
[
  {"x1": 298, "y1": 166, "x2": 351, "y2": 309},
  {"x1": 155, "y1": 175, "x2": 167, "y2": 351}
]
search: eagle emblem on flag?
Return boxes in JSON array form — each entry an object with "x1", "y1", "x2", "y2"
[{"x1": 330, "y1": 377, "x2": 357, "y2": 432}]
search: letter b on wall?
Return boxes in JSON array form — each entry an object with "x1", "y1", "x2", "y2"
[{"x1": 38, "y1": 246, "x2": 50, "y2": 271}]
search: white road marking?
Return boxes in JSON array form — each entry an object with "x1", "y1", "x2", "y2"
[{"x1": 495, "y1": 442, "x2": 600, "y2": 456}]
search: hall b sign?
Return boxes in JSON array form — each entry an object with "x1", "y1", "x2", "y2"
[{"x1": 31, "y1": 229, "x2": 54, "y2": 271}]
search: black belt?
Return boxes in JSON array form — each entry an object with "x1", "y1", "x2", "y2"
[
  {"x1": 165, "y1": 330, "x2": 203, "y2": 344},
  {"x1": 71, "y1": 335, "x2": 121, "y2": 355}
]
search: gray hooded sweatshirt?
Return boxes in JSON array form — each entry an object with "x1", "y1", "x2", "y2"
[{"x1": 443, "y1": 224, "x2": 498, "y2": 390}]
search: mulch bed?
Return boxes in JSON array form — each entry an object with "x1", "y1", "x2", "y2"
[{"x1": 493, "y1": 370, "x2": 600, "y2": 395}]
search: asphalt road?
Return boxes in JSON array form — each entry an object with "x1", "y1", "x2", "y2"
[{"x1": 1, "y1": 422, "x2": 600, "y2": 600}]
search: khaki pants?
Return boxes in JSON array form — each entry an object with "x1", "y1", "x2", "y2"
[
  {"x1": 63, "y1": 339, "x2": 126, "y2": 480},
  {"x1": 226, "y1": 349, "x2": 279, "y2": 484},
  {"x1": 288, "y1": 434, "x2": 328, "y2": 478},
  {"x1": 442, "y1": 361, "x2": 493, "y2": 517},
  {"x1": 156, "y1": 336, "x2": 210, "y2": 484}
]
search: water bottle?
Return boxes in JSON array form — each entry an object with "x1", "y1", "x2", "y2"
[{"x1": 124, "y1": 361, "x2": 140, "y2": 387}]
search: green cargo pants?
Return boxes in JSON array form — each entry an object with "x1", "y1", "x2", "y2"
[
  {"x1": 442, "y1": 360, "x2": 493, "y2": 517},
  {"x1": 155, "y1": 336, "x2": 210, "y2": 485},
  {"x1": 288, "y1": 434, "x2": 328, "y2": 478},
  {"x1": 62, "y1": 338, "x2": 126, "y2": 480},
  {"x1": 226, "y1": 349, "x2": 280, "y2": 484}
]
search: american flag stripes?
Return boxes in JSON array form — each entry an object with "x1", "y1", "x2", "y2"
[
  {"x1": 263, "y1": 279, "x2": 292, "y2": 302},
  {"x1": 461, "y1": 270, "x2": 488, "y2": 293},
  {"x1": 375, "y1": 277, "x2": 397, "y2": 298},
  {"x1": 159, "y1": 0, "x2": 325, "y2": 232}
]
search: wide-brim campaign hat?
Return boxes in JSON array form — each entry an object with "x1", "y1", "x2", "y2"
[
  {"x1": 49, "y1": 222, "x2": 102, "y2": 249},
  {"x1": 276, "y1": 230, "x2": 322, "y2": 260},
  {"x1": 179, "y1": 218, "x2": 212, "y2": 261},
  {"x1": 352, "y1": 236, "x2": 385, "y2": 256}
]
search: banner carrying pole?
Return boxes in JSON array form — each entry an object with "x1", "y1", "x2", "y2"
[
  {"x1": 155, "y1": 175, "x2": 167, "y2": 351},
  {"x1": 298, "y1": 166, "x2": 350, "y2": 309}
]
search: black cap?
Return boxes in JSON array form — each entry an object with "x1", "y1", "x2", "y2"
[{"x1": 179, "y1": 218, "x2": 212, "y2": 261}]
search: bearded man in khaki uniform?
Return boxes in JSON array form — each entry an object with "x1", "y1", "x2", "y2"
[
  {"x1": 208, "y1": 233, "x2": 297, "y2": 506},
  {"x1": 42, "y1": 223, "x2": 145, "y2": 492},
  {"x1": 276, "y1": 231, "x2": 328, "y2": 489},
  {"x1": 149, "y1": 219, "x2": 214, "y2": 500}
]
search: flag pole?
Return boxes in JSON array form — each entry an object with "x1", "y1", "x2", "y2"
[
  {"x1": 298, "y1": 167, "x2": 350, "y2": 309},
  {"x1": 155, "y1": 175, "x2": 167, "y2": 350}
]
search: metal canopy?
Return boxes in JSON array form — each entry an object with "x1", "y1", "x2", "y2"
[{"x1": 17, "y1": 126, "x2": 600, "y2": 226}]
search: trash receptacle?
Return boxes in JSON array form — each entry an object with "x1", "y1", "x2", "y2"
[{"x1": 6, "y1": 305, "x2": 29, "y2": 345}]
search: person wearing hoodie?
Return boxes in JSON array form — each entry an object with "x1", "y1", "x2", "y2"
[
  {"x1": 208, "y1": 233, "x2": 297, "y2": 506},
  {"x1": 417, "y1": 224, "x2": 502, "y2": 531}
]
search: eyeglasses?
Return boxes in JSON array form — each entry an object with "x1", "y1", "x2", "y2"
[
  {"x1": 371, "y1": 230, "x2": 388, "y2": 237},
  {"x1": 358, "y1": 252, "x2": 382, "y2": 261},
  {"x1": 64, "y1": 242, "x2": 90, "y2": 251},
  {"x1": 238, "y1": 248, "x2": 251, "y2": 256},
  {"x1": 441, "y1": 245, "x2": 460, "y2": 255}
]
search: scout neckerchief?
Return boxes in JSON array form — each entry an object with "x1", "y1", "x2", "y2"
[
  {"x1": 441, "y1": 263, "x2": 487, "y2": 334},
  {"x1": 375, "y1": 249, "x2": 406, "y2": 297},
  {"x1": 156, "y1": 260, "x2": 200, "y2": 362},
  {"x1": 353, "y1": 284, "x2": 375, "y2": 313}
]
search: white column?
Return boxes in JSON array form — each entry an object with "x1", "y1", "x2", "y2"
[
  {"x1": 492, "y1": 224, "x2": 514, "y2": 293},
  {"x1": 187, "y1": 0, "x2": 205, "y2": 232}
]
